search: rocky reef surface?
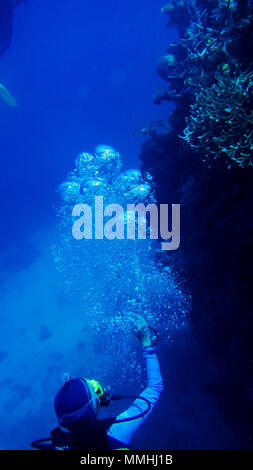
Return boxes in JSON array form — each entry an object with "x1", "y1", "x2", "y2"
[{"x1": 139, "y1": 0, "x2": 253, "y2": 447}]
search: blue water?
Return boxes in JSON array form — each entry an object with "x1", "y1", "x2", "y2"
[{"x1": 0, "y1": 0, "x2": 239, "y2": 450}]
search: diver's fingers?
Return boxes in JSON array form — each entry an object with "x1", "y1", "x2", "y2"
[
  {"x1": 0, "y1": 84, "x2": 18, "y2": 107},
  {"x1": 136, "y1": 315, "x2": 148, "y2": 329}
]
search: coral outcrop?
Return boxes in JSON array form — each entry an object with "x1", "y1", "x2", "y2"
[
  {"x1": 146, "y1": 0, "x2": 253, "y2": 168},
  {"x1": 139, "y1": 0, "x2": 253, "y2": 447}
]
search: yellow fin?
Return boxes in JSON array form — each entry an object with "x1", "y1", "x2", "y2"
[{"x1": 0, "y1": 83, "x2": 18, "y2": 107}]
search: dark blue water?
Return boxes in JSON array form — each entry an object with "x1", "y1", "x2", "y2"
[
  {"x1": 0, "y1": 0, "x2": 241, "y2": 450},
  {"x1": 0, "y1": 0, "x2": 173, "y2": 248}
]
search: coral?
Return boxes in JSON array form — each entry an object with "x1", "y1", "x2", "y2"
[
  {"x1": 182, "y1": 71, "x2": 253, "y2": 168},
  {"x1": 138, "y1": 0, "x2": 253, "y2": 447},
  {"x1": 149, "y1": 0, "x2": 253, "y2": 169}
]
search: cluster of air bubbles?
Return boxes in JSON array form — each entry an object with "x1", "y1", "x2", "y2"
[
  {"x1": 53, "y1": 144, "x2": 191, "y2": 380},
  {"x1": 56, "y1": 145, "x2": 155, "y2": 208}
]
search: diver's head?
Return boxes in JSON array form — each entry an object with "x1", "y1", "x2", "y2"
[{"x1": 54, "y1": 375, "x2": 105, "y2": 430}]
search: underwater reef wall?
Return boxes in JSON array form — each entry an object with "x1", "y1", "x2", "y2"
[{"x1": 139, "y1": 0, "x2": 253, "y2": 446}]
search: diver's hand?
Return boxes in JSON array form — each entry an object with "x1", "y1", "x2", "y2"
[{"x1": 133, "y1": 316, "x2": 151, "y2": 348}]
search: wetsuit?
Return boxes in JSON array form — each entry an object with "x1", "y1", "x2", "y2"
[{"x1": 107, "y1": 345, "x2": 164, "y2": 449}]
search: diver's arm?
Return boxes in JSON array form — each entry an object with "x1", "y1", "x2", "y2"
[{"x1": 107, "y1": 325, "x2": 163, "y2": 448}]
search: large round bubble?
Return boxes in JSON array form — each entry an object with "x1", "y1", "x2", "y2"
[
  {"x1": 56, "y1": 181, "x2": 80, "y2": 202},
  {"x1": 115, "y1": 169, "x2": 144, "y2": 193},
  {"x1": 75, "y1": 152, "x2": 95, "y2": 178},
  {"x1": 93, "y1": 149, "x2": 122, "y2": 181},
  {"x1": 80, "y1": 177, "x2": 111, "y2": 197},
  {"x1": 125, "y1": 183, "x2": 153, "y2": 203},
  {"x1": 95, "y1": 144, "x2": 115, "y2": 155}
]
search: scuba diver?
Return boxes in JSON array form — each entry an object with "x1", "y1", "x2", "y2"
[{"x1": 31, "y1": 318, "x2": 164, "y2": 450}]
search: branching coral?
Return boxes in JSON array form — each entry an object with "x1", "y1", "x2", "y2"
[
  {"x1": 181, "y1": 71, "x2": 253, "y2": 168},
  {"x1": 153, "y1": 0, "x2": 253, "y2": 169}
]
